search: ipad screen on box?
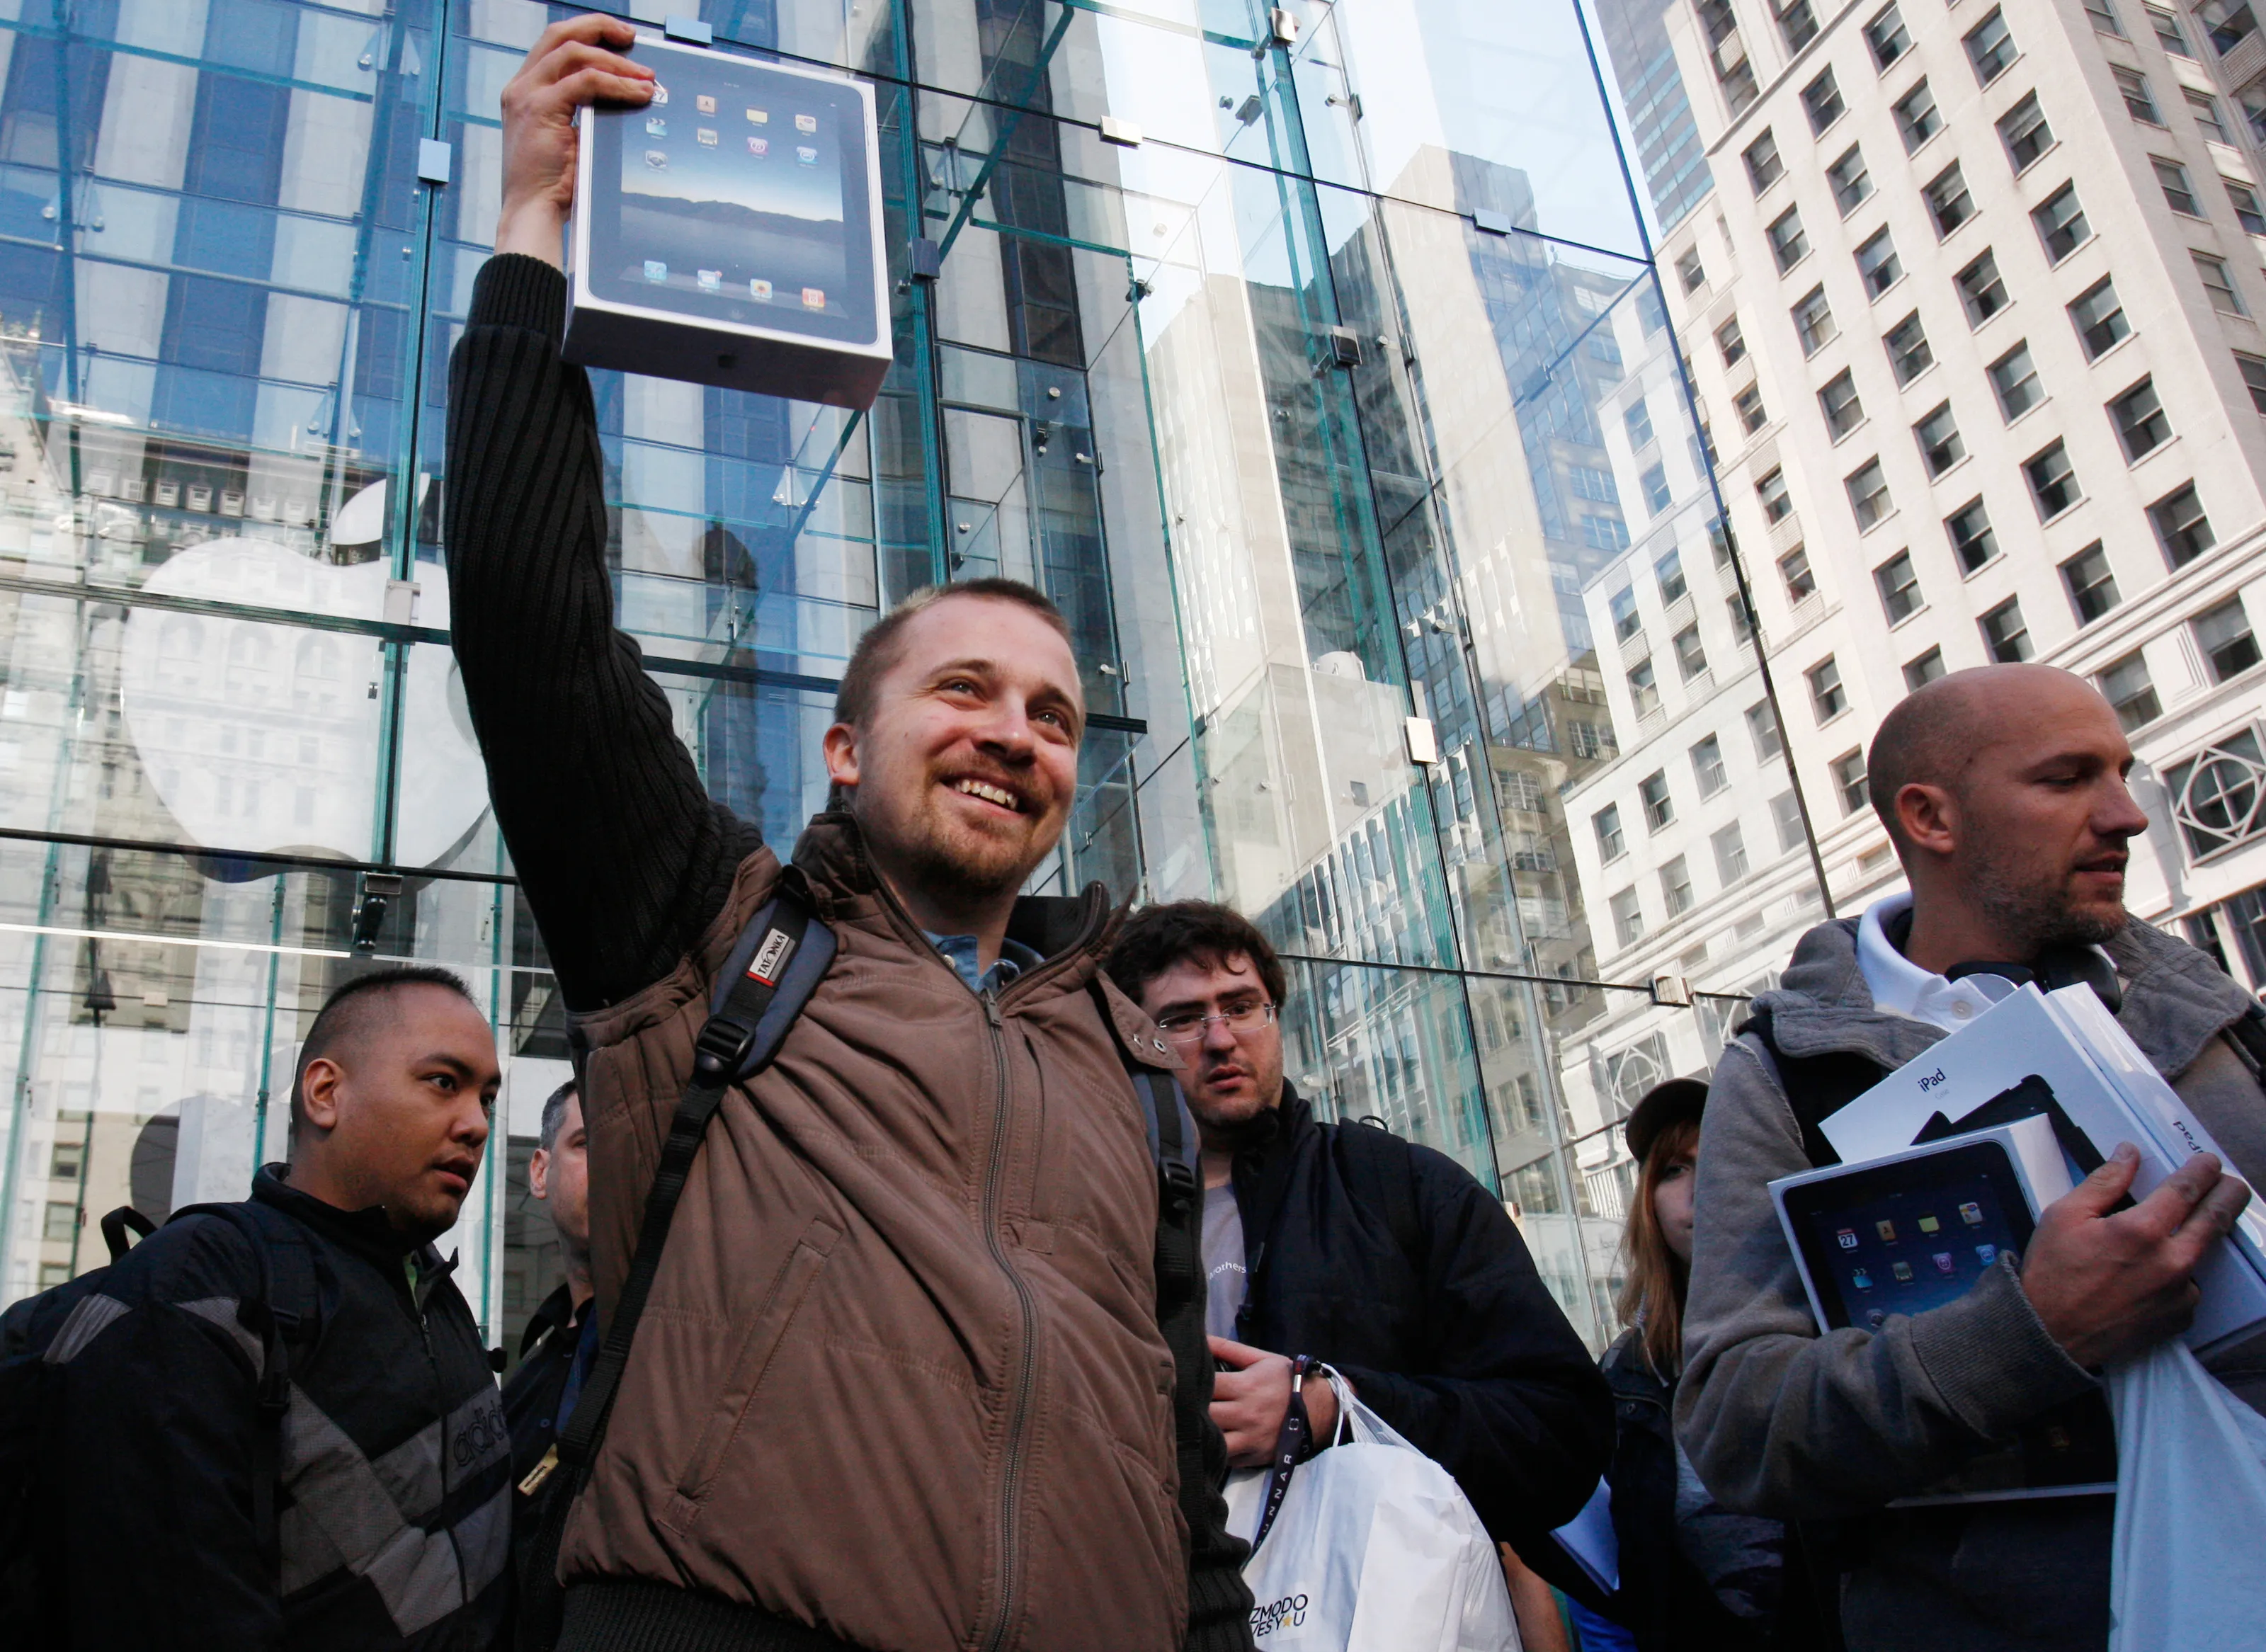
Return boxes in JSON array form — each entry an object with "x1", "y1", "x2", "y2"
[
  {"x1": 586, "y1": 45, "x2": 877, "y2": 344},
  {"x1": 1787, "y1": 1142, "x2": 2036, "y2": 1332}
]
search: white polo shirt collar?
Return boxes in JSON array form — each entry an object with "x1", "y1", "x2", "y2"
[{"x1": 1855, "y1": 892, "x2": 2017, "y2": 1034}]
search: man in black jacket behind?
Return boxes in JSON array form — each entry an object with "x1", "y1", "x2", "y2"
[
  {"x1": 34, "y1": 965, "x2": 511, "y2": 1651},
  {"x1": 1107, "y1": 902, "x2": 1612, "y2": 1553}
]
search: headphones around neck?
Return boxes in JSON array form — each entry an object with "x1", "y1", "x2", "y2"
[{"x1": 1943, "y1": 947, "x2": 2123, "y2": 1014}]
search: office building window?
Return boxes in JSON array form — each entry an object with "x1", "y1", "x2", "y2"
[
  {"x1": 1947, "y1": 497, "x2": 2000, "y2": 571},
  {"x1": 2155, "y1": 156, "x2": 2204, "y2": 214},
  {"x1": 1957, "y1": 249, "x2": 2010, "y2": 325},
  {"x1": 1750, "y1": 699, "x2": 1787, "y2": 761},
  {"x1": 1769, "y1": 206, "x2": 1811, "y2": 272},
  {"x1": 1874, "y1": 550, "x2": 1923, "y2": 622},
  {"x1": 2150, "y1": 482, "x2": 2214, "y2": 564},
  {"x1": 1729, "y1": 592, "x2": 1755, "y2": 642},
  {"x1": 1625, "y1": 397, "x2": 1655, "y2": 450},
  {"x1": 1675, "y1": 623, "x2": 1709, "y2": 680},
  {"x1": 1692, "y1": 734, "x2": 1730, "y2": 796},
  {"x1": 1721, "y1": 55, "x2": 1761, "y2": 115},
  {"x1": 2187, "y1": 88, "x2": 2233, "y2": 142},
  {"x1": 1831, "y1": 748, "x2": 1870, "y2": 814},
  {"x1": 1778, "y1": 545, "x2": 1816, "y2": 601},
  {"x1": 1795, "y1": 285, "x2": 1838, "y2": 355},
  {"x1": 1735, "y1": 382, "x2": 1769, "y2": 431},
  {"x1": 1885, "y1": 311, "x2": 1932, "y2": 384},
  {"x1": 1846, "y1": 458, "x2": 1892, "y2": 530},
  {"x1": 2086, "y1": 0, "x2": 2126, "y2": 33},
  {"x1": 2034, "y1": 183, "x2": 2091, "y2": 261},
  {"x1": 1640, "y1": 463, "x2": 1671, "y2": 515},
  {"x1": 1758, "y1": 467, "x2": 1794, "y2": 524},
  {"x1": 1611, "y1": 887, "x2": 1645, "y2": 948},
  {"x1": 2117, "y1": 65, "x2": 2165, "y2": 123},
  {"x1": 2098, "y1": 651, "x2": 2161, "y2": 730},
  {"x1": 2025, "y1": 439, "x2": 2081, "y2": 517},
  {"x1": 2195, "y1": 251, "x2": 2247, "y2": 314},
  {"x1": 1677, "y1": 247, "x2": 1708, "y2": 292},
  {"x1": 1772, "y1": 790, "x2": 1806, "y2": 851},
  {"x1": 1610, "y1": 585, "x2": 1641, "y2": 644},
  {"x1": 1821, "y1": 370, "x2": 1865, "y2": 437},
  {"x1": 1746, "y1": 129, "x2": 1786, "y2": 192},
  {"x1": 1904, "y1": 646, "x2": 1947, "y2": 689},
  {"x1": 1775, "y1": 0, "x2": 1822, "y2": 51},
  {"x1": 2226, "y1": 176, "x2": 2266, "y2": 234},
  {"x1": 2148, "y1": 3, "x2": 2192, "y2": 52},
  {"x1": 1662, "y1": 855, "x2": 1696, "y2": 917},
  {"x1": 1829, "y1": 145, "x2": 1874, "y2": 214},
  {"x1": 1804, "y1": 67, "x2": 1847, "y2": 132},
  {"x1": 1990, "y1": 341, "x2": 2042, "y2": 418},
  {"x1": 1915, "y1": 401, "x2": 1965, "y2": 476},
  {"x1": 1658, "y1": 548, "x2": 1689, "y2": 603},
  {"x1": 2068, "y1": 277, "x2": 2129, "y2": 358},
  {"x1": 1595, "y1": 802, "x2": 1626, "y2": 861},
  {"x1": 1718, "y1": 315, "x2": 1748, "y2": 366},
  {"x1": 1629, "y1": 656, "x2": 1661, "y2": 716},
  {"x1": 2236, "y1": 351, "x2": 2266, "y2": 413},
  {"x1": 1857, "y1": 228, "x2": 1903, "y2": 297},
  {"x1": 1867, "y1": 3, "x2": 1913, "y2": 65},
  {"x1": 1809, "y1": 655, "x2": 1848, "y2": 721},
  {"x1": 1894, "y1": 79, "x2": 1942, "y2": 151},
  {"x1": 1965, "y1": 9, "x2": 2017, "y2": 82},
  {"x1": 1998, "y1": 93, "x2": 2054, "y2": 171},
  {"x1": 1981, "y1": 597, "x2": 2033, "y2": 663},
  {"x1": 1925, "y1": 164, "x2": 1976, "y2": 237},
  {"x1": 1640, "y1": 769, "x2": 1675, "y2": 828},
  {"x1": 2111, "y1": 378, "x2": 2172, "y2": 460},
  {"x1": 1713, "y1": 821, "x2": 1750, "y2": 884},
  {"x1": 2061, "y1": 542, "x2": 2121, "y2": 623},
  {"x1": 2194, "y1": 594, "x2": 2261, "y2": 680},
  {"x1": 2207, "y1": 2, "x2": 2258, "y2": 50}
]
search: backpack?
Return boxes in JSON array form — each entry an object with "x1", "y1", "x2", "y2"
[
  {"x1": 0, "y1": 1197, "x2": 319, "y2": 1631},
  {"x1": 514, "y1": 880, "x2": 1206, "y2": 1649}
]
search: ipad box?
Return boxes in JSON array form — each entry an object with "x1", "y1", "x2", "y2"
[
  {"x1": 563, "y1": 33, "x2": 894, "y2": 408},
  {"x1": 1818, "y1": 983, "x2": 2266, "y2": 1355},
  {"x1": 1770, "y1": 1115, "x2": 2117, "y2": 1504}
]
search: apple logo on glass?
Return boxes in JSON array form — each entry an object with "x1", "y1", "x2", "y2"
[{"x1": 120, "y1": 478, "x2": 490, "y2": 867}]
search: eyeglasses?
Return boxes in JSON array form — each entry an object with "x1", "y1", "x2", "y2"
[{"x1": 1155, "y1": 1001, "x2": 1278, "y2": 1044}]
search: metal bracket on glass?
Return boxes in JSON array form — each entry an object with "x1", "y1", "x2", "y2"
[
  {"x1": 352, "y1": 872, "x2": 404, "y2": 955},
  {"x1": 1098, "y1": 115, "x2": 1143, "y2": 148},
  {"x1": 1404, "y1": 717, "x2": 1440, "y2": 766},
  {"x1": 1650, "y1": 974, "x2": 1695, "y2": 1008},
  {"x1": 908, "y1": 238, "x2": 943, "y2": 283},
  {"x1": 1473, "y1": 207, "x2": 1513, "y2": 237},
  {"x1": 416, "y1": 140, "x2": 452, "y2": 187},
  {"x1": 1270, "y1": 7, "x2": 1299, "y2": 45},
  {"x1": 664, "y1": 13, "x2": 714, "y2": 45}
]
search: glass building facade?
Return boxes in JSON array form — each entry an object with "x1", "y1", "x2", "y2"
[{"x1": 0, "y1": 0, "x2": 1820, "y2": 1355}]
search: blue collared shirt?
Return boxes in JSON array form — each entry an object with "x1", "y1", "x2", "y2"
[{"x1": 924, "y1": 930, "x2": 1046, "y2": 996}]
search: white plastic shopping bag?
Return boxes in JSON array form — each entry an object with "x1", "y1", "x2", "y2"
[
  {"x1": 1222, "y1": 1376, "x2": 1521, "y2": 1652},
  {"x1": 2107, "y1": 1339, "x2": 2266, "y2": 1652}
]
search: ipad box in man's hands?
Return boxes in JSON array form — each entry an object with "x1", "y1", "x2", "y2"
[
  {"x1": 1818, "y1": 983, "x2": 2266, "y2": 1355},
  {"x1": 1771, "y1": 1115, "x2": 2119, "y2": 1504},
  {"x1": 563, "y1": 33, "x2": 893, "y2": 407}
]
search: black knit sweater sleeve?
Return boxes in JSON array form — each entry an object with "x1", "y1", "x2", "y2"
[{"x1": 443, "y1": 253, "x2": 761, "y2": 1011}]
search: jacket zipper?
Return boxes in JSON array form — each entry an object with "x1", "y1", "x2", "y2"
[{"x1": 979, "y1": 988, "x2": 1037, "y2": 1652}]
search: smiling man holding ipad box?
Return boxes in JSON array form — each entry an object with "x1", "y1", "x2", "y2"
[{"x1": 446, "y1": 16, "x2": 1251, "y2": 1652}]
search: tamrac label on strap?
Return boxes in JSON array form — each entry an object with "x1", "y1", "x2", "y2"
[{"x1": 747, "y1": 926, "x2": 797, "y2": 985}]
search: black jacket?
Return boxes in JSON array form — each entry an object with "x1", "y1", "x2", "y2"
[
  {"x1": 44, "y1": 1166, "x2": 511, "y2": 1651},
  {"x1": 1600, "y1": 1329, "x2": 1768, "y2": 1651},
  {"x1": 1228, "y1": 1088, "x2": 1612, "y2": 1546},
  {"x1": 502, "y1": 1281, "x2": 591, "y2": 1585}
]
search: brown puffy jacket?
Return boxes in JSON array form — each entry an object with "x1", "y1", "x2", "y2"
[{"x1": 562, "y1": 812, "x2": 1195, "y2": 1652}]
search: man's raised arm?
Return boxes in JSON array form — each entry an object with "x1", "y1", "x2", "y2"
[{"x1": 445, "y1": 16, "x2": 756, "y2": 1010}]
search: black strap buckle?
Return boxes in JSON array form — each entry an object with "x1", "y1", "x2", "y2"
[{"x1": 692, "y1": 1016, "x2": 757, "y2": 1080}]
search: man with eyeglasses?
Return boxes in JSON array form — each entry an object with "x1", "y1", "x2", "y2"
[{"x1": 1107, "y1": 902, "x2": 1610, "y2": 1563}]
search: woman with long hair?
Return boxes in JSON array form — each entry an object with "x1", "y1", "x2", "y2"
[{"x1": 1595, "y1": 1078, "x2": 1801, "y2": 1652}]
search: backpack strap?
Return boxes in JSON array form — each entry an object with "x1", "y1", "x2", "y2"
[
  {"x1": 1738, "y1": 1006, "x2": 1889, "y2": 1170},
  {"x1": 518, "y1": 881, "x2": 833, "y2": 1648},
  {"x1": 162, "y1": 1199, "x2": 321, "y2": 1577}
]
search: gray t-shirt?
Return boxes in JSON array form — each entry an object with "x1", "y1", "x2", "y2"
[{"x1": 1202, "y1": 1182, "x2": 1248, "y2": 1342}]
